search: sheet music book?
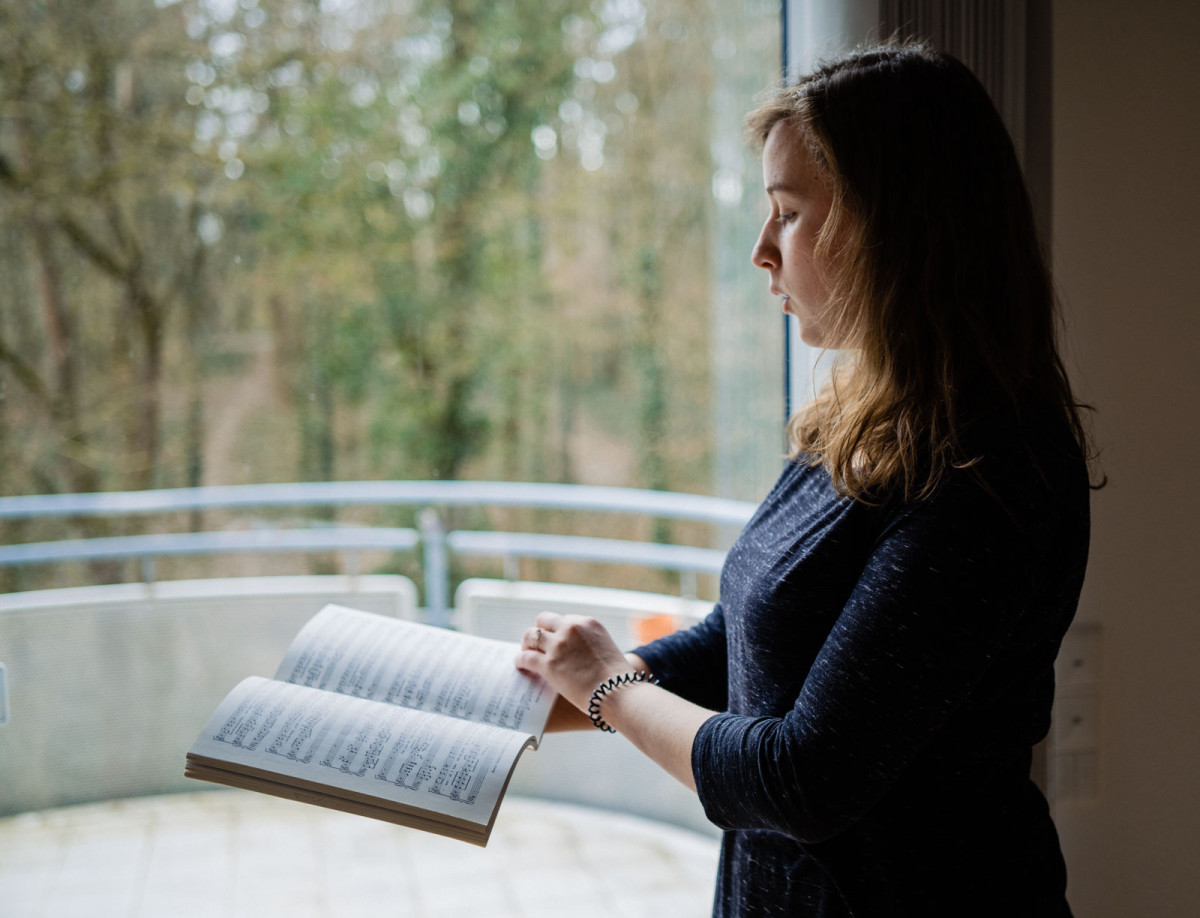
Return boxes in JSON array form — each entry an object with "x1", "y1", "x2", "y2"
[{"x1": 185, "y1": 604, "x2": 554, "y2": 846}]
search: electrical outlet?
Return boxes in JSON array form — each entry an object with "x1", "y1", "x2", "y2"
[
  {"x1": 1054, "y1": 693, "x2": 1099, "y2": 752},
  {"x1": 1051, "y1": 624, "x2": 1102, "y2": 804},
  {"x1": 1057, "y1": 622, "x2": 1101, "y2": 688}
]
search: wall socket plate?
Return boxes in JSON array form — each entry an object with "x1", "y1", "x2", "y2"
[
  {"x1": 1053, "y1": 692, "x2": 1100, "y2": 752},
  {"x1": 1052, "y1": 622, "x2": 1102, "y2": 803},
  {"x1": 1057, "y1": 622, "x2": 1102, "y2": 688}
]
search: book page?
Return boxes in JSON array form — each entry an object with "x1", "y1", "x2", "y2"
[
  {"x1": 273, "y1": 605, "x2": 554, "y2": 739},
  {"x1": 188, "y1": 676, "x2": 533, "y2": 828}
]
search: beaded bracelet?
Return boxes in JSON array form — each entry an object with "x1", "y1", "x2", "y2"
[{"x1": 587, "y1": 670, "x2": 660, "y2": 733}]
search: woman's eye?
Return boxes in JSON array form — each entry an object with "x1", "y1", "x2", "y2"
[{"x1": 776, "y1": 212, "x2": 796, "y2": 224}]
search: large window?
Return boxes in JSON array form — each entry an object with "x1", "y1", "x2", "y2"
[{"x1": 0, "y1": 0, "x2": 783, "y2": 592}]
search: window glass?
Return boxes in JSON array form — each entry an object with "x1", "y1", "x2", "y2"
[{"x1": 0, "y1": 0, "x2": 782, "y2": 592}]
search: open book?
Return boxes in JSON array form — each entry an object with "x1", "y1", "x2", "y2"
[{"x1": 185, "y1": 604, "x2": 555, "y2": 846}]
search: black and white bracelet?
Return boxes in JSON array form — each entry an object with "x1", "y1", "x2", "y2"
[{"x1": 587, "y1": 670, "x2": 660, "y2": 733}]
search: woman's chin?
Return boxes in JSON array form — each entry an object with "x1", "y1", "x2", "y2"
[{"x1": 797, "y1": 324, "x2": 825, "y2": 348}]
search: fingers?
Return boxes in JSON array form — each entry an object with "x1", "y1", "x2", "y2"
[
  {"x1": 521, "y1": 625, "x2": 547, "y2": 652},
  {"x1": 514, "y1": 647, "x2": 544, "y2": 675},
  {"x1": 514, "y1": 613, "x2": 629, "y2": 713},
  {"x1": 522, "y1": 612, "x2": 590, "y2": 651},
  {"x1": 534, "y1": 611, "x2": 609, "y2": 638},
  {"x1": 517, "y1": 613, "x2": 563, "y2": 657},
  {"x1": 517, "y1": 613, "x2": 618, "y2": 670}
]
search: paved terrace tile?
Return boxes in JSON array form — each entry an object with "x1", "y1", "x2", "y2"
[{"x1": 0, "y1": 791, "x2": 719, "y2": 918}]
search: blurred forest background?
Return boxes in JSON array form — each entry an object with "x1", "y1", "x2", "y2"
[{"x1": 0, "y1": 0, "x2": 782, "y2": 594}]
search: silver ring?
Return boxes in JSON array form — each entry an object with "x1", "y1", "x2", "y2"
[{"x1": 534, "y1": 628, "x2": 543, "y2": 649}]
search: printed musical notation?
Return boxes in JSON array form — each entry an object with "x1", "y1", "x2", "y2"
[
  {"x1": 187, "y1": 605, "x2": 553, "y2": 843},
  {"x1": 275, "y1": 606, "x2": 545, "y2": 732},
  {"x1": 210, "y1": 679, "x2": 503, "y2": 807}
]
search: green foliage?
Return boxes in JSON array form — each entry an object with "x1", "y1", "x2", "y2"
[{"x1": 0, "y1": 0, "x2": 782, "y2": 535}]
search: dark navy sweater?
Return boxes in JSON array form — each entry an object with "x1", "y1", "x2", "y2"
[{"x1": 636, "y1": 419, "x2": 1089, "y2": 916}]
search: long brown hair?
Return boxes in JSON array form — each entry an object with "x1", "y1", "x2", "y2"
[{"x1": 746, "y1": 42, "x2": 1098, "y2": 502}]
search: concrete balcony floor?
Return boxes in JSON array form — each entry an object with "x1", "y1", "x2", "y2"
[{"x1": 0, "y1": 791, "x2": 719, "y2": 918}]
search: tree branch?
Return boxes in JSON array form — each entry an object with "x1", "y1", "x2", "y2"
[
  {"x1": 54, "y1": 208, "x2": 128, "y2": 279},
  {"x1": 0, "y1": 333, "x2": 51, "y2": 408},
  {"x1": 0, "y1": 151, "x2": 16, "y2": 187}
]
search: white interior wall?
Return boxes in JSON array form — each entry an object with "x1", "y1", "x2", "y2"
[{"x1": 1052, "y1": 2, "x2": 1200, "y2": 914}]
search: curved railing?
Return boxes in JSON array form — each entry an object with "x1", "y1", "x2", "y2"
[
  {"x1": 0, "y1": 481, "x2": 757, "y2": 623},
  {"x1": 0, "y1": 480, "x2": 758, "y2": 521},
  {"x1": 0, "y1": 481, "x2": 757, "y2": 830}
]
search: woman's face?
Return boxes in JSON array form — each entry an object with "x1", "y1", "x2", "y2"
[{"x1": 750, "y1": 122, "x2": 838, "y2": 348}]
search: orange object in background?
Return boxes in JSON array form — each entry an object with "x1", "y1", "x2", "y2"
[{"x1": 634, "y1": 613, "x2": 678, "y2": 645}]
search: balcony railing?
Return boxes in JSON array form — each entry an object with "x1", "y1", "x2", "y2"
[
  {"x1": 0, "y1": 481, "x2": 756, "y2": 624},
  {"x1": 0, "y1": 480, "x2": 754, "y2": 837}
]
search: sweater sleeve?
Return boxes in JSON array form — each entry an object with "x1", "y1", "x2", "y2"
[
  {"x1": 691, "y1": 474, "x2": 1065, "y2": 844},
  {"x1": 633, "y1": 602, "x2": 729, "y2": 712}
]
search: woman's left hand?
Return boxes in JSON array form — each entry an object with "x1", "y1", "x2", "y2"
[{"x1": 514, "y1": 612, "x2": 632, "y2": 715}]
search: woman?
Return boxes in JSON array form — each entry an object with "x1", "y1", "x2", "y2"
[{"x1": 516, "y1": 42, "x2": 1094, "y2": 917}]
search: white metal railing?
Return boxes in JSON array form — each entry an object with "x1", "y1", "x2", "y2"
[
  {"x1": 0, "y1": 481, "x2": 756, "y2": 625},
  {"x1": 0, "y1": 481, "x2": 756, "y2": 522}
]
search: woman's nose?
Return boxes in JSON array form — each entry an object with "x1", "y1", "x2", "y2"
[{"x1": 751, "y1": 221, "x2": 778, "y2": 270}]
